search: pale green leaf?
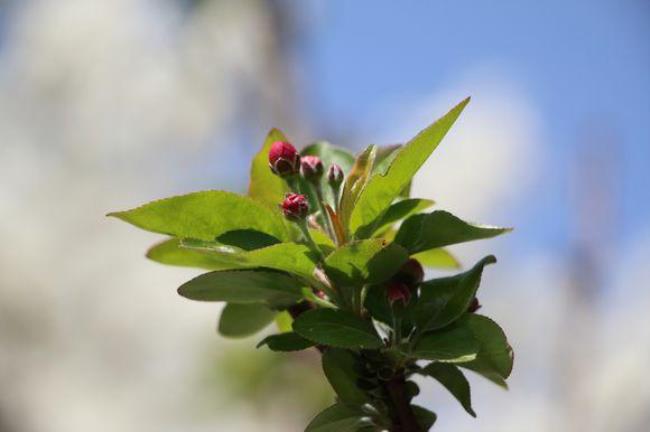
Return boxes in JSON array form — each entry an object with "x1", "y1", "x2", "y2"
[
  {"x1": 339, "y1": 145, "x2": 377, "y2": 229},
  {"x1": 413, "y1": 248, "x2": 461, "y2": 269}
]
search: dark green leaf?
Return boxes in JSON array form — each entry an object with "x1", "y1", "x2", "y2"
[
  {"x1": 322, "y1": 348, "x2": 369, "y2": 405},
  {"x1": 339, "y1": 145, "x2": 377, "y2": 229},
  {"x1": 248, "y1": 128, "x2": 290, "y2": 208},
  {"x1": 413, "y1": 248, "x2": 461, "y2": 269},
  {"x1": 357, "y1": 198, "x2": 434, "y2": 239},
  {"x1": 305, "y1": 404, "x2": 372, "y2": 432},
  {"x1": 349, "y1": 98, "x2": 470, "y2": 235},
  {"x1": 415, "y1": 256, "x2": 496, "y2": 331},
  {"x1": 420, "y1": 363, "x2": 476, "y2": 417},
  {"x1": 411, "y1": 324, "x2": 479, "y2": 362},
  {"x1": 458, "y1": 314, "x2": 513, "y2": 385},
  {"x1": 218, "y1": 303, "x2": 276, "y2": 338},
  {"x1": 412, "y1": 405, "x2": 437, "y2": 430},
  {"x1": 108, "y1": 190, "x2": 290, "y2": 242},
  {"x1": 395, "y1": 210, "x2": 511, "y2": 254},
  {"x1": 216, "y1": 229, "x2": 280, "y2": 250},
  {"x1": 293, "y1": 309, "x2": 383, "y2": 349},
  {"x1": 324, "y1": 239, "x2": 409, "y2": 287},
  {"x1": 177, "y1": 269, "x2": 303, "y2": 307},
  {"x1": 256, "y1": 332, "x2": 315, "y2": 352}
]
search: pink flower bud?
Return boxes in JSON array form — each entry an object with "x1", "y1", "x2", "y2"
[
  {"x1": 397, "y1": 258, "x2": 424, "y2": 287},
  {"x1": 281, "y1": 193, "x2": 309, "y2": 220},
  {"x1": 269, "y1": 141, "x2": 300, "y2": 177},
  {"x1": 387, "y1": 281, "x2": 411, "y2": 306},
  {"x1": 300, "y1": 155, "x2": 324, "y2": 182},
  {"x1": 467, "y1": 297, "x2": 482, "y2": 313},
  {"x1": 327, "y1": 163, "x2": 344, "y2": 187}
]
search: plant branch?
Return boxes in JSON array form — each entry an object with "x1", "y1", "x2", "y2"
[{"x1": 385, "y1": 372, "x2": 422, "y2": 432}]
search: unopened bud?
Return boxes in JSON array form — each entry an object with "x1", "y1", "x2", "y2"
[
  {"x1": 300, "y1": 155, "x2": 324, "y2": 182},
  {"x1": 280, "y1": 193, "x2": 309, "y2": 220},
  {"x1": 327, "y1": 164, "x2": 344, "y2": 187},
  {"x1": 387, "y1": 281, "x2": 411, "y2": 306},
  {"x1": 269, "y1": 141, "x2": 300, "y2": 177},
  {"x1": 327, "y1": 163, "x2": 344, "y2": 187},
  {"x1": 396, "y1": 258, "x2": 424, "y2": 287},
  {"x1": 467, "y1": 297, "x2": 482, "y2": 313}
]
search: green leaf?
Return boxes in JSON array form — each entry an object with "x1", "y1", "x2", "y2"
[
  {"x1": 108, "y1": 190, "x2": 290, "y2": 242},
  {"x1": 179, "y1": 241, "x2": 318, "y2": 282},
  {"x1": 358, "y1": 198, "x2": 434, "y2": 239},
  {"x1": 415, "y1": 256, "x2": 496, "y2": 331},
  {"x1": 411, "y1": 324, "x2": 479, "y2": 362},
  {"x1": 339, "y1": 145, "x2": 377, "y2": 229},
  {"x1": 413, "y1": 248, "x2": 461, "y2": 269},
  {"x1": 147, "y1": 238, "x2": 238, "y2": 270},
  {"x1": 305, "y1": 404, "x2": 371, "y2": 432},
  {"x1": 322, "y1": 349, "x2": 369, "y2": 405},
  {"x1": 412, "y1": 405, "x2": 437, "y2": 430},
  {"x1": 372, "y1": 144, "x2": 402, "y2": 176},
  {"x1": 256, "y1": 332, "x2": 315, "y2": 352},
  {"x1": 274, "y1": 310, "x2": 293, "y2": 333},
  {"x1": 349, "y1": 98, "x2": 470, "y2": 235},
  {"x1": 324, "y1": 239, "x2": 409, "y2": 287},
  {"x1": 293, "y1": 309, "x2": 383, "y2": 349},
  {"x1": 248, "y1": 128, "x2": 290, "y2": 208},
  {"x1": 218, "y1": 303, "x2": 276, "y2": 338},
  {"x1": 420, "y1": 363, "x2": 476, "y2": 417},
  {"x1": 216, "y1": 229, "x2": 280, "y2": 250},
  {"x1": 177, "y1": 269, "x2": 303, "y2": 307},
  {"x1": 458, "y1": 314, "x2": 513, "y2": 385},
  {"x1": 395, "y1": 210, "x2": 511, "y2": 254}
]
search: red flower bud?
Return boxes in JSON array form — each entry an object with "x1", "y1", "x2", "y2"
[
  {"x1": 281, "y1": 193, "x2": 309, "y2": 220},
  {"x1": 467, "y1": 297, "x2": 482, "y2": 313},
  {"x1": 300, "y1": 155, "x2": 324, "y2": 182},
  {"x1": 269, "y1": 141, "x2": 300, "y2": 177},
  {"x1": 397, "y1": 258, "x2": 424, "y2": 287},
  {"x1": 387, "y1": 281, "x2": 411, "y2": 306},
  {"x1": 327, "y1": 163, "x2": 344, "y2": 187}
]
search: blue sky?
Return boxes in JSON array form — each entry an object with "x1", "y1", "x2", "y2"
[{"x1": 291, "y1": 0, "x2": 649, "y2": 252}]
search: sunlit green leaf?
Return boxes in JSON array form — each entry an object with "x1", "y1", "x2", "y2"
[
  {"x1": 350, "y1": 98, "x2": 470, "y2": 235},
  {"x1": 293, "y1": 309, "x2": 383, "y2": 349},
  {"x1": 146, "y1": 238, "x2": 238, "y2": 270},
  {"x1": 218, "y1": 303, "x2": 276, "y2": 338},
  {"x1": 339, "y1": 145, "x2": 377, "y2": 230},
  {"x1": 108, "y1": 190, "x2": 290, "y2": 242},
  {"x1": 248, "y1": 128, "x2": 290, "y2": 208},
  {"x1": 413, "y1": 248, "x2": 461, "y2": 269},
  {"x1": 395, "y1": 210, "x2": 511, "y2": 254}
]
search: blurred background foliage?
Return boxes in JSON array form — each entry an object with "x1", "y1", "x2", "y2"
[{"x1": 0, "y1": 0, "x2": 648, "y2": 431}]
